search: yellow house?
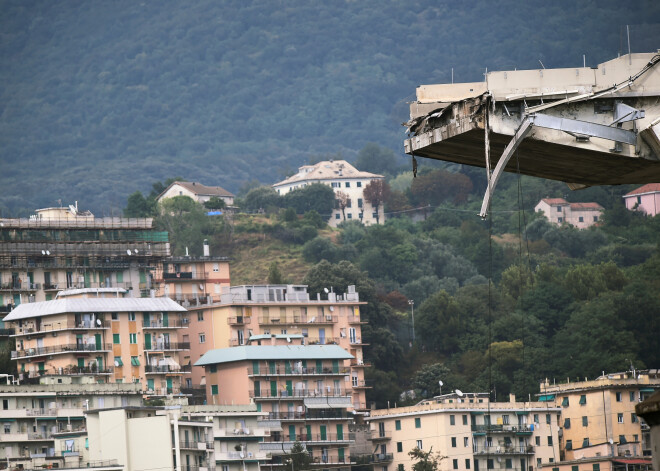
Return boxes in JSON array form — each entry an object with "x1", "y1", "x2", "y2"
[
  {"x1": 539, "y1": 371, "x2": 660, "y2": 458},
  {"x1": 367, "y1": 392, "x2": 561, "y2": 471}
]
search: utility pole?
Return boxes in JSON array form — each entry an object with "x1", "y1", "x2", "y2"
[{"x1": 408, "y1": 300, "x2": 415, "y2": 344}]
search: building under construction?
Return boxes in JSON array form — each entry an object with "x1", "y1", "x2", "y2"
[{"x1": 0, "y1": 203, "x2": 170, "y2": 311}]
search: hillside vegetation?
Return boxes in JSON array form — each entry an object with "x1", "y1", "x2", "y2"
[{"x1": 1, "y1": 0, "x2": 659, "y2": 214}]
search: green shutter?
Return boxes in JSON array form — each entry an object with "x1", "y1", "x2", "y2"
[
  {"x1": 338, "y1": 448, "x2": 344, "y2": 460},
  {"x1": 285, "y1": 361, "x2": 291, "y2": 374},
  {"x1": 336, "y1": 424, "x2": 343, "y2": 440},
  {"x1": 286, "y1": 380, "x2": 292, "y2": 396},
  {"x1": 320, "y1": 425, "x2": 327, "y2": 441},
  {"x1": 415, "y1": 417, "x2": 421, "y2": 428},
  {"x1": 211, "y1": 385, "x2": 218, "y2": 395},
  {"x1": 269, "y1": 361, "x2": 276, "y2": 375},
  {"x1": 113, "y1": 333, "x2": 120, "y2": 344},
  {"x1": 395, "y1": 420, "x2": 401, "y2": 430},
  {"x1": 306, "y1": 425, "x2": 311, "y2": 440},
  {"x1": 147, "y1": 379, "x2": 154, "y2": 390},
  {"x1": 562, "y1": 397, "x2": 569, "y2": 406},
  {"x1": 254, "y1": 381, "x2": 261, "y2": 397},
  {"x1": 579, "y1": 395, "x2": 586, "y2": 404},
  {"x1": 332, "y1": 359, "x2": 339, "y2": 373},
  {"x1": 270, "y1": 381, "x2": 277, "y2": 397},
  {"x1": 289, "y1": 425, "x2": 296, "y2": 441},
  {"x1": 316, "y1": 360, "x2": 323, "y2": 372},
  {"x1": 253, "y1": 360, "x2": 260, "y2": 375},
  {"x1": 116, "y1": 272, "x2": 123, "y2": 283}
]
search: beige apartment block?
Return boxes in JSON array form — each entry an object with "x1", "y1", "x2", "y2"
[
  {"x1": 185, "y1": 284, "x2": 369, "y2": 410},
  {"x1": 0, "y1": 375, "x2": 142, "y2": 469},
  {"x1": 4, "y1": 288, "x2": 190, "y2": 396},
  {"x1": 0, "y1": 204, "x2": 170, "y2": 313},
  {"x1": 367, "y1": 392, "x2": 561, "y2": 471},
  {"x1": 539, "y1": 370, "x2": 660, "y2": 459},
  {"x1": 196, "y1": 345, "x2": 359, "y2": 471},
  {"x1": 534, "y1": 199, "x2": 604, "y2": 229},
  {"x1": 272, "y1": 160, "x2": 385, "y2": 227},
  {"x1": 540, "y1": 442, "x2": 652, "y2": 471},
  {"x1": 157, "y1": 181, "x2": 235, "y2": 207}
]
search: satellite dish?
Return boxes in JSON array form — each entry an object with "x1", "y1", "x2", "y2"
[
  {"x1": 438, "y1": 380, "x2": 444, "y2": 386},
  {"x1": 455, "y1": 389, "x2": 464, "y2": 396},
  {"x1": 609, "y1": 439, "x2": 614, "y2": 445},
  {"x1": 287, "y1": 337, "x2": 291, "y2": 343},
  {"x1": 96, "y1": 319, "x2": 102, "y2": 326},
  {"x1": 239, "y1": 452, "x2": 245, "y2": 459},
  {"x1": 199, "y1": 284, "x2": 204, "y2": 291},
  {"x1": 41, "y1": 250, "x2": 46, "y2": 255},
  {"x1": 134, "y1": 249, "x2": 139, "y2": 254},
  {"x1": 114, "y1": 360, "x2": 120, "y2": 367},
  {"x1": 126, "y1": 250, "x2": 132, "y2": 256},
  {"x1": 46, "y1": 250, "x2": 50, "y2": 255},
  {"x1": 323, "y1": 288, "x2": 329, "y2": 294}
]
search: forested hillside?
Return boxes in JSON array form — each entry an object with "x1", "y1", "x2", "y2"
[{"x1": 1, "y1": 0, "x2": 659, "y2": 214}]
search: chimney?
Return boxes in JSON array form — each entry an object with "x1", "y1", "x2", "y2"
[
  {"x1": 203, "y1": 239, "x2": 210, "y2": 257},
  {"x1": 509, "y1": 393, "x2": 516, "y2": 403}
]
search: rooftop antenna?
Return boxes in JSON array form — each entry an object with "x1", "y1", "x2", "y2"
[
  {"x1": 452, "y1": 68, "x2": 454, "y2": 84},
  {"x1": 438, "y1": 380, "x2": 443, "y2": 395},
  {"x1": 626, "y1": 25, "x2": 632, "y2": 65},
  {"x1": 538, "y1": 60, "x2": 546, "y2": 69},
  {"x1": 583, "y1": 54, "x2": 586, "y2": 68}
]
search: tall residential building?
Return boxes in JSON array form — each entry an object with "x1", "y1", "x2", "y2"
[
  {"x1": 538, "y1": 370, "x2": 660, "y2": 459},
  {"x1": 0, "y1": 204, "x2": 170, "y2": 311},
  {"x1": 4, "y1": 288, "x2": 189, "y2": 395},
  {"x1": 272, "y1": 160, "x2": 385, "y2": 227},
  {"x1": 367, "y1": 392, "x2": 561, "y2": 471},
  {"x1": 534, "y1": 199, "x2": 604, "y2": 229},
  {"x1": 196, "y1": 345, "x2": 359, "y2": 471},
  {"x1": 0, "y1": 375, "x2": 142, "y2": 469},
  {"x1": 185, "y1": 284, "x2": 369, "y2": 410}
]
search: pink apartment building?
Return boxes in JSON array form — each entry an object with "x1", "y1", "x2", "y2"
[
  {"x1": 535, "y1": 198, "x2": 604, "y2": 229},
  {"x1": 623, "y1": 183, "x2": 660, "y2": 216}
]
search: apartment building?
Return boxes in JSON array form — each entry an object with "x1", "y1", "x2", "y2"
[
  {"x1": 0, "y1": 204, "x2": 170, "y2": 312},
  {"x1": 157, "y1": 181, "x2": 235, "y2": 207},
  {"x1": 534, "y1": 199, "x2": 604, "y2": 229},
  {"x1": 272, "y1": 160, "x2": 385, "y2": 227},
  {"x1": 185, "y1": 284, "x2": 369, "y2": 409},
  {"x1": 539, "y1": 443, "x2": 652, "y2": 471},
  {"x1": 0, "y1": 375, "x2": 142, "y2": 469},
  {"x1": 4, "y1": 288, "x2": 190, "y2": 396},
  {"x1": 196, "y1": 345, "x2": 359, "y2": 471},
  {"x1": 622, "y1": 184, "x2": 660, "y2": 216},
  {"x1": 366, "y1": 392, "x2": 561, "y2": 471},
  {"x1": 539, "y1": 370, "x2": 660, "y2": 458}
]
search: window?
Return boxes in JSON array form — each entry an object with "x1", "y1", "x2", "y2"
[
  {"x1": 556, "y1": 206, "x2": 562, "y2": 212},
  {"x1": 630, "y1": 391, "x2": 636, "y2": 401},
  {"x1": 487, "y1": 459, "x2": 494, "y2": 469},
  {"x1": 572, "y1": 466, "x2": 578, "y2": 471},
  {"x1": 450, "y1": 415, "x2": 456, "y2": 425},
  {"x1": 347, "y1": 213, "x2": 353, "y2": 219},
  {"x1": 547, "y1": 436, "x2": 553, "y2": 446},
  {"x1": 534, "y1": 414, "x2": 539, "y2": 423},
  {"x1": 357, "y1": 182, "x2": 362, "y2": 187},
  {"x1": 128, "y1": 312, "x2": 136, "y2": 321},
  {"x1": 4, "y1": 423, "x2": 10, "y2": 433},
  {"x1": 130, "y1": 356, "x2": 140, "y2": 366},
  {"x1": 398, "y1": 466, "x2": 404, "y2": 471},
  {"x1": 331, "y1": 182, "x2": 340, "y2": 188},
  {"x1": 129, "y1": 333, "x2": 137, "y2": 344},
  {"x1": 637, "y1": 196, "x2": 642, "y2": 204},
  {"x1": 619, "y1": 435, "x2": 627, "y2": 444},
  {"x1": 211, "y1": 385, "x2": 218, "y2": 395},
  {"x1": 579, "y1": 395, "x2": 586, "y2": 405},
  {"x1": 2, "y1": 400, "x2": 7, "y2": 410},
  {"x1": 582, "y1": 416, "x2": 588, "y2": 426},
  {"x1": 335, "y1": 213, "x2": 340, "y2": 219},
  {"x1": 561, "y1": 397, "x2": 569, "y2": 407},
  {"x1": 397, "y1": 442, "x2": 403, "y2": 453},
  {"x1": 593, "y1": 216, "x2": 598, "y2": 222},
  {"x1": 111, "y1": 313, "x2": 118, "y2": 320},
  {"x1": 631, "y1": 413, "x2": 638, "y2": 423},
  {"x1": 564, "y1": 418, "x2": 571, "y2": 428},
  {"x1": 535, "y1": 436, "x2": 540, "y2": 446},
  {"x1": 345, "y1": 182, "x2": 350, "y2": 188},
  {"x1": 199, "y1": 333, "x2": 206, "y2": 343},
  {"x1": 416, "y1": 439, "x2": 423, "y2": 449},
  {"x1": 593, "y1": 464, "x2": 600, "y2": 471},
  {"x1": 616, "y1": 392, "x2": 622, "y2": 402},
  {"x1": 197, "y1": 311, "x2": 204, "y2": 321},
  {"x1": 372, "y1": 212, "x2": 378, "y2": 218},
  {"x1": 113, "y1": 333, "x2": 120, "y2": 344},
  {"x1": 502, "y1": 415, "x2": 509, "y2": 425},
  {"x1": 114, "y1": 357, "x2": 123, "y2": 367},
  {"x1": 546, "y1": 414, "x2": 551, "y2": 424},
  {"x1": 466, "y1": 460, "x2": 471, "y2": 469},
  {"x1": 395, "y1": 420, "x2": 401, "y2": 430},
  {"x1": 210, "y1": 364, "x2": 217, "y2": 373},
  {"x1": 451, "y1": 437, "x2": 457, "y2": 447},
  {"x1": 579, "y1": 216, "x2": 584, "y2": 222},
  {"x1": 558, "y1": 217, "x2": 563, "y2": 223},
  {"x1": 617, "y1": 413, "x2": 623, "y2": 423},
  {"x1": 415, "y1": 418, "x2": 421, "y2": 428},
  {"x1": 582, "y1": 438, "x2": 590, "y2": 448},
  {"x1": 505, "y1": 459, "x2": 512, "y2": 469},
  {"x1": 347, "y1": 199, "x2": 352, "y2": 208},
  {"x1": 453, "y1": 459, "x2": 459, "y2": 470},
  {"x1": 633, "y1": 434, "x2": 638, "y2": 442},
  {"x1": 464, "y1": 437, "x2": 469, "y2": 447},
  {"x1": 463, "y1": 415, "x2": 468, "y2": 425},
  {"x1": 566, "y1": 440, "x2": 572, "y2": 450},
  {"x1": 358, "y1": 198, "x2": 363, "y2": 208}
]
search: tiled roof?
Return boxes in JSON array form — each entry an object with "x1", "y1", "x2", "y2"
[
  {"x1": 540, "y1": 198, "x2": 569, "y2": 205},
  {"x1": 3, "y1": 297, "x2": 186, "y2": 321},
  {"x1": 623, "y1": 183, "x2": 660, "y2": 197},
  {"x1": 569, "y1": 202, "x2": 604, "y2": 210},
  {"x1": 273, "y1": 160, "x2": 383, "y2": 187},
  {"x1": 159, "y1": 181, "x2": 234, "y2": 199},
  {"x1": 195, "y1": 345, "x2": 353, "y2": 366}
]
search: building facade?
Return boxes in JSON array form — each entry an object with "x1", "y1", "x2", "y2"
[
  {"x1": 272, "y1": 160, "x2": 385, "y2": 227},
  {"x1": 622, "y1": 184, "x2": 660, "y2": 216},
  {"x1": 185, "y1": 284, "x2": 369, "y2": 410},
  {"x1": 157, "y1": 181, "x2": 235, "y2": 207},
  {"x1": 196, "y1": 345, "x2": 360, "y2": 471},
  {"x1": 534, "y1": 199, "x2": 603, "y2": 229},
  {"x1": 0, "y1": 375, "x2": 142, "y2": 469},
  {"x1": 0, "y1": 205, "x2": 170, "y2": 312},
  {"x1": 367, "y1": 392, "x2": 561, "y2": 471},
  {"x1": 4, "y1": 288, "x2": 190, "y2": 396},
  {"x1": 539, "y1": 370, "x2": 660, "y2": 459}
]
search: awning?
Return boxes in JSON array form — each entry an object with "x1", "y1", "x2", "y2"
[
  {"x1": 613, "y1": 459, "x2": 652, "y2": 465},
  {"x1": 640, "y1": 388, "x2": 656, "y2": 393},
  {"x1": 538, "y1": 394, "x2": 555, "y2": 402},
  {"x1": 515, "y1": 411, "x2": 528, "y2": 415},
  {"x1": 36, "y1": 417, "x2": 56, "y2": 421},
  {"x1": 304, "y1": 397, "x2": 352, "y2": 409}
]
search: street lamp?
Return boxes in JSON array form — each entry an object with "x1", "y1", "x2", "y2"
[{"x1": 408, "y1": 300, "x2": 415, "y2": 344}]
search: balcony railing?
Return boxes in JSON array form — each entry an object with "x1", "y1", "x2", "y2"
[
  {"x1": 369, "y1": 453, "x2": 394, "y2": 463},
  {"x1": 348, "y1": 337, "x2": 368, "y2": 345},
  {"x1": 24, "y1": 365, "x2": 114, "y2": 377},
  {"x1": 351, "y1": 380, "x2": 370, "y2": 388},
  {"x1": 350, "y1": 360, "x2": 371, "y2": 367},
  {"x1": 0, "y1": 282, "x2": 40, "y2": 291},
  {"x1": 227, "y1": 316, "x2": 252, "y2": 325},
  {"x1": 163, "y1": 271, "x2": 209, "y2": 280},
  {"x1": 14, "y1": 320, "x2": 110, "y2": 335},
  {"x1": 142, "y1": 319, "x2": 188, "y2": 328},
  {"x1": 144, "y1": 364, "x2": 190, "y2": 374},
  {"x1": 473, "y1": 445, "x2": 534, "y2": 455},
  {"x1": 12, "y1": 342, "x2": 112, "y2": 358},
  {"x1": 179, "y1": 439, "x2": 214, "y2": 450},
  {"x1": 20, "y1": 459, "x2": 121, "y2": 471},
  {"x1": 249, "y1": 389, "x2": 350, "y2": 399},
  {"x1": 347, "y1": 315, "x2": 366, "y2": 324},
  {"x1": 273, "y1": 432, "x2": 354, "y2": 443},
  {"x1": 471, "y1": 424, "x2": 533, "y2": 433},
  {"x1": 261, "y1": 411, "x2": 350, "y2": 421},
  {"x1": 143, "y1": 341, "x2": 190, "y2": 351},
  {"x1": 247, "y1": 366, "x2": 350, "y2": 376},
  {"x1": 306, "y1": 337, "x2": 340, "y2": 345},
  {"x1": 216, "y1": 451, "x2": 271, "y2": 461},
  {"x1": 257, "y1": 316, "x2": 338, "y2": 325},
  {"x1": 371, "y1": 429, "x2": 392, "y2": 440}
]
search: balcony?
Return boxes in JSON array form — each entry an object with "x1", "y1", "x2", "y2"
[
  {"x1": 473, "y1": 445, "x2": 534, "y2": 455},
  {"x1": 0, "y1": 432, "x2": 29, "y2": 442},
  {"x1": 310, "y1": 454, "x2": 354, "y2": 465},
  {"x1": 13, "y1": 320, "x2": 110, "y2": 336},
  {"x1": 163, "y1": 271, "x2": 209, "y2": 280},
  {"x1": 350, "y1": 360, "x2": 371, "y2": 368},
  {"x1": 279, "y1": 432, "x2": 354, "y2": 443},
  {"x1": 27, "y1": 431, "x2": 53, "y2": 440},
  {"x1": 216, "y1": 451, "x2": 272, "y2": 461},
  {"x1": 347, "y1": 315, "x2": 367, "y2": 324},
  {"x1": 247, "y1": 365, "x2": 350, "y2": 376},
  {"x1": 142, "y1": 319, "x2": 188, "y2": 329},
  {"x1": 0, "y1": 282, "x2": 40, "y2": 291},
  {"x1": 227, "y1": 316, "x2": 252, "y2": 325},
  {"x1": 12, "y1": 342, "x2": 112, "y2": 359},
  {"x1": 351, "y1": 380, "x2": 371, "y2": 389},
  {"x1": 143, "y1": 341, "x2": 190, "y2": 352},
  {"x1": 215, "y1": 428, "x2": 271, "y2": 438},
  {"x1": 368, "y1": 453, "x2": 394, "y2": 464},
  {"x1": 371, "y1": 430, "x2": 392, "y2": 441},
  {"x1": 348, "y1": 337, "x2": 369, "y2": 346},
  {"x1": 20, "y1": 460, "x2": 122, "y2": 471},
  {"x1": 353, "y1": 402, "x2": 370, "y2": 411},
  {"x1": 306, "y1": 337, "x2": 340, "y2": 345},
  {"x1": 144, "y1": 364, "x2": 190, "y2": 374},
  {"x1": 471, "y1": 424, "x2": 533, "y2": 434},
  {"x1": 170, "y1": 294, "x2": 216, "y2": 307},
  {"x1": 256, "y1": 315, "x2": 338, "y2": 325},
  {"x1": 249, "y1": 389, "x2": 350, "y2": 399},
  {"x1": 179, "y1": 439, "x2": 214, "y2": 450}
]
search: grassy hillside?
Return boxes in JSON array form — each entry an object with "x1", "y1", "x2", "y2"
[{"x1": 1, "y1": 0, "x2": 659, "y2": 215}]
